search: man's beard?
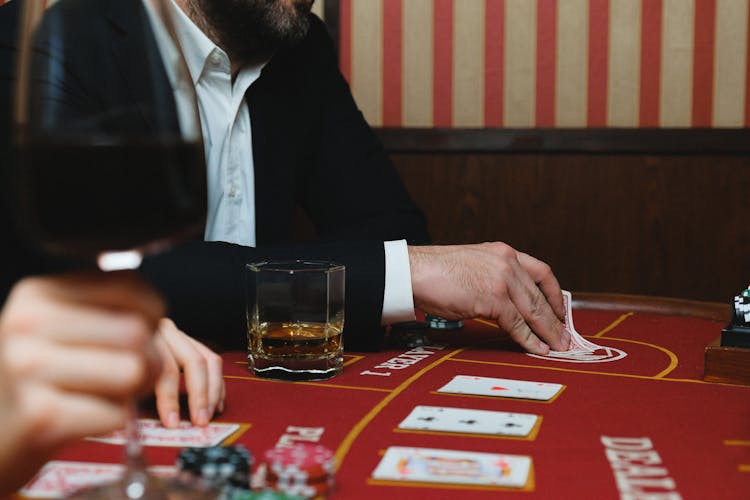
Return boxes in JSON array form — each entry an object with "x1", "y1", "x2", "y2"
[{"x1": 187, "y1": 0, "x2": 312, "y2": 62}]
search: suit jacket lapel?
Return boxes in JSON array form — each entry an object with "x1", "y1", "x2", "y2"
[{"x1": 104, "y1": 0, "x2": 177, "y2": 133}]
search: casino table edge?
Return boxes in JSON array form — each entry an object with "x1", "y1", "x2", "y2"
[{"x1": 571, "y1": 292, "x2": 729, "y2": 323}]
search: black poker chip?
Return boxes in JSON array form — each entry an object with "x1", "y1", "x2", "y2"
[
  {"x1": 389, "y1": 321, "x2": 431, "y2": 348},
  {"x1": 176, "y1": 445, "x2": 253, "y2": 490}
]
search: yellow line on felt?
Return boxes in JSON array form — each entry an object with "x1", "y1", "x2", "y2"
[
  {"x1": 446, "y1": 358, "x2": 714, "y2": 385},
  {"x1": 343, "y1": 354, "x2": 366, "y2": 367},
  {"x1": 739, "y1": 464, "x2": 750, "y2": 472},
  {"x1": 725, "y1": 440, "x2": 750, "y2": 446},
  {"x1": 474, "y1": 313, "x2": 636, "y2": 343},
  {"x1": 333, "y1": 347, "x2": 467, "y2": 471},
  {"x1": 222, "y1": 423, "x2": 252, "y2": 445},
  {"x1": 473, "y1": 318, "x2": 498, "y2": 329},
  {"x1": 468, "y1": 315, "x2": 680, "y2": 379},
  {"x1": 592, "y1": 312, "x2": 634, "y2": 338},
  {"x1": 603, "y1": 337, "x2": 679, "y2": 378},
  {"x1": 222, "y1": 375, "x2": 391, "y2": 393}
]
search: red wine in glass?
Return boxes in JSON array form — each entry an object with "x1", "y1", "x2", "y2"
[{"x1": 13, "y1": 0, "x2": 215, "y2": 497}]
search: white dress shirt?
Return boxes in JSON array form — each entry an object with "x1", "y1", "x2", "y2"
[{"x1": 145, "y1": 0, "x2": 415, "y2": 324}]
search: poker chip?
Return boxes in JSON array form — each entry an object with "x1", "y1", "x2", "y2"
[
  {"x1": 261, "y1": 444, "x2": 335, "y2": 498},
  {"x1": 425, "y1": 314, "x2": 464, "y2": 330},
  {"x1": 265, "y1": 478, "x2": 332, "y2": 499},
  {"x1": 389, "y1": 321, "x2": 431, "y2": 348},
  {"x1": 176, "y1": 445, "x2": 253, "y2": 490},
  {"x1": 263, "y1": 444, "x2": 335, "y2": 478},
  {"x1": 732, "y1": 294, "x2": 750, "y2": 326},
  {"x1": 224, "y1": 488, "x2": 305, "y2": 500}
]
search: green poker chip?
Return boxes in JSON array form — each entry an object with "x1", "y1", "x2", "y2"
[{"x1": 225, "y1": 489, "x2": 304, "y2": 500}]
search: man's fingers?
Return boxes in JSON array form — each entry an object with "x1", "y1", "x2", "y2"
[
  {"x1": 507, "y1": 275, "x2": 569, "y2": 351},
  {"x1": 187, "y1": 337, "x2": 225, "y2": 417},
  {"x1": 158, "y1": 320, "x2": 211, "y2": 427},
  {"x1": 494, "y1": 299, "x2": 550, "y2": 355},
  {"x1": 517, "y1": 252, "x2": 565, "y2": 320},
  {"x1": 152, "y1": 320, "x2": 224, "y2": 428},
  {"x1": 153, "y1": 333, "x2": 183, "y2": 429},
  {"x1": 510, "y1": 253, "x2": 568, "y2": 351}
]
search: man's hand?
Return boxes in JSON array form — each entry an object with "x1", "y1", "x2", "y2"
[
  {"x1": 153, "y1": 319, "x2": 225, "y2": 428},
  {"x1": 0, "y1": 272, "x2": 164, "y2": 492},
  {"x1": 408, "y1": 242, "x2": 570, "y2": 354}
]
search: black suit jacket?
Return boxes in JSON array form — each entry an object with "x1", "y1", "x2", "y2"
[{"x1": 0, "y1": 0, "x2": 430, "y2": 351}]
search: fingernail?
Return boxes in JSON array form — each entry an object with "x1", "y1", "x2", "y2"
[
  {"x1": 167, "y1": 411, "x2": 180, "y2": 428},
  {"x1": 217, "y1": 400, "x2": 225, "y2": 414},
  {"x1": 538, "y1": 339, "x2": 550, "y2": 354},
  {"x1": 198, "y1": 408, "x2": 210, "y2": 426}
]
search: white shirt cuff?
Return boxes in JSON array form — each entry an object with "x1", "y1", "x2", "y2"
[{"x1": 381, "y1": 239, "x2": 416, "y2": 325}]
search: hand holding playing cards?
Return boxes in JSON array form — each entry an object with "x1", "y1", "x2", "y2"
[
  {"x1": 0, "y1": 272, "x2": 163, "y2": 493},
  {"x1": 408, "y1": 242, "x2": 570, "y2": 354}
]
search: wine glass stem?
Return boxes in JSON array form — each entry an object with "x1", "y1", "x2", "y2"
[
  {"x1": 122, "y1": 399, "x2": 151, "y2": 499},
  {"x1": 125, "y1": 399, "x2": 144, "y2": 466},
  {"x1": 96, "y1": 250, "x2": 162, "y2": 499}
]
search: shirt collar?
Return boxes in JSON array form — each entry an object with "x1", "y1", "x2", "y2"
[{"x1": 168, "y1": 0, "x2": 219, "y2": 86}]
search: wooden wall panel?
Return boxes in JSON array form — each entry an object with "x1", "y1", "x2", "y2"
[{"x1": 389, "y1": 153, "x2": 750, "y2": 303}]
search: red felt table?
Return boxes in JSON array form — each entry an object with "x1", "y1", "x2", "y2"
[{"x1": 35, "y1": 295, "x2": 750, "y2": 499}]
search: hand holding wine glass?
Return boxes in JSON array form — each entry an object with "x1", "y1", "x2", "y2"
[
  {"x1": 12, "y1": 0, "x2": 212, "y2": 497},
  {"x1": 0, "y1": 272, "x2": 164, "y2": 495}
]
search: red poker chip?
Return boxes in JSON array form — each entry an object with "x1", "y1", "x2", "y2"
[
  {"x1": 263, "y1": 444, "x2": 335, "y2": 480},
  {"x1": 265, "y1": 467, "x2": 335, "y2": 486},
  {"x1": 266, "y1": 477, "x2": 332, "y2": 498}
]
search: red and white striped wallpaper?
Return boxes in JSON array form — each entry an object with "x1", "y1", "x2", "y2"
[
  {"x1": 5, "y1": 0, "x2": 748, "y2": 129},
  {"x1": 339, "y1": 0, "x2": 750, "y2": 128}
]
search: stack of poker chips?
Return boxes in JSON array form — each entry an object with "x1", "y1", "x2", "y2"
[
  {"x1": 223, "y1": 490, "x2": 304, "y2": 500},
  {"x1": 425, "y1": 314, "x2": 464, "y2": 330},
  {"x1": 390, "y1": 321, "x2": 431, "y2": 348},
  {"x1": 176, "y1": 445, "x2": 253, "y2": 491},
  {"x1": 721, "y1": 286, "x2": 750, "y2": 347},
  {"x1": 732, "y1": 287, "x2": 750, "y2": 326},
  {"x1": 261, "y1": 444, "x2": 336, "y2": 498}
]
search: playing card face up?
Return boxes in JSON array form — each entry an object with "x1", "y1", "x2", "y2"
[
  {"x1": 86, "y1": 418, "x2": 240, "y2": 447},
  {"x1": 372, "y1": 446, "x2": 532, "y2": 488},
  {"x1": 437, "y1": 375, "x2": 563, "y2": 401},
  {"x1": 19, "y1": 461, "x2": 175, "y2": 498},
  {"x1": 398, "y1": 405, "x2": 538, "y2": 437}
]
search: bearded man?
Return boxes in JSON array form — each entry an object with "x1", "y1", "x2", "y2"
[{"x1": 0, "y1": 0, "x2": 568, "y2": 431}]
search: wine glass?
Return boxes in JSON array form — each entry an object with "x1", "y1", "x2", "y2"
[{"x1": 13, "y1": 0, "x2": 212, "y2": 497}]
